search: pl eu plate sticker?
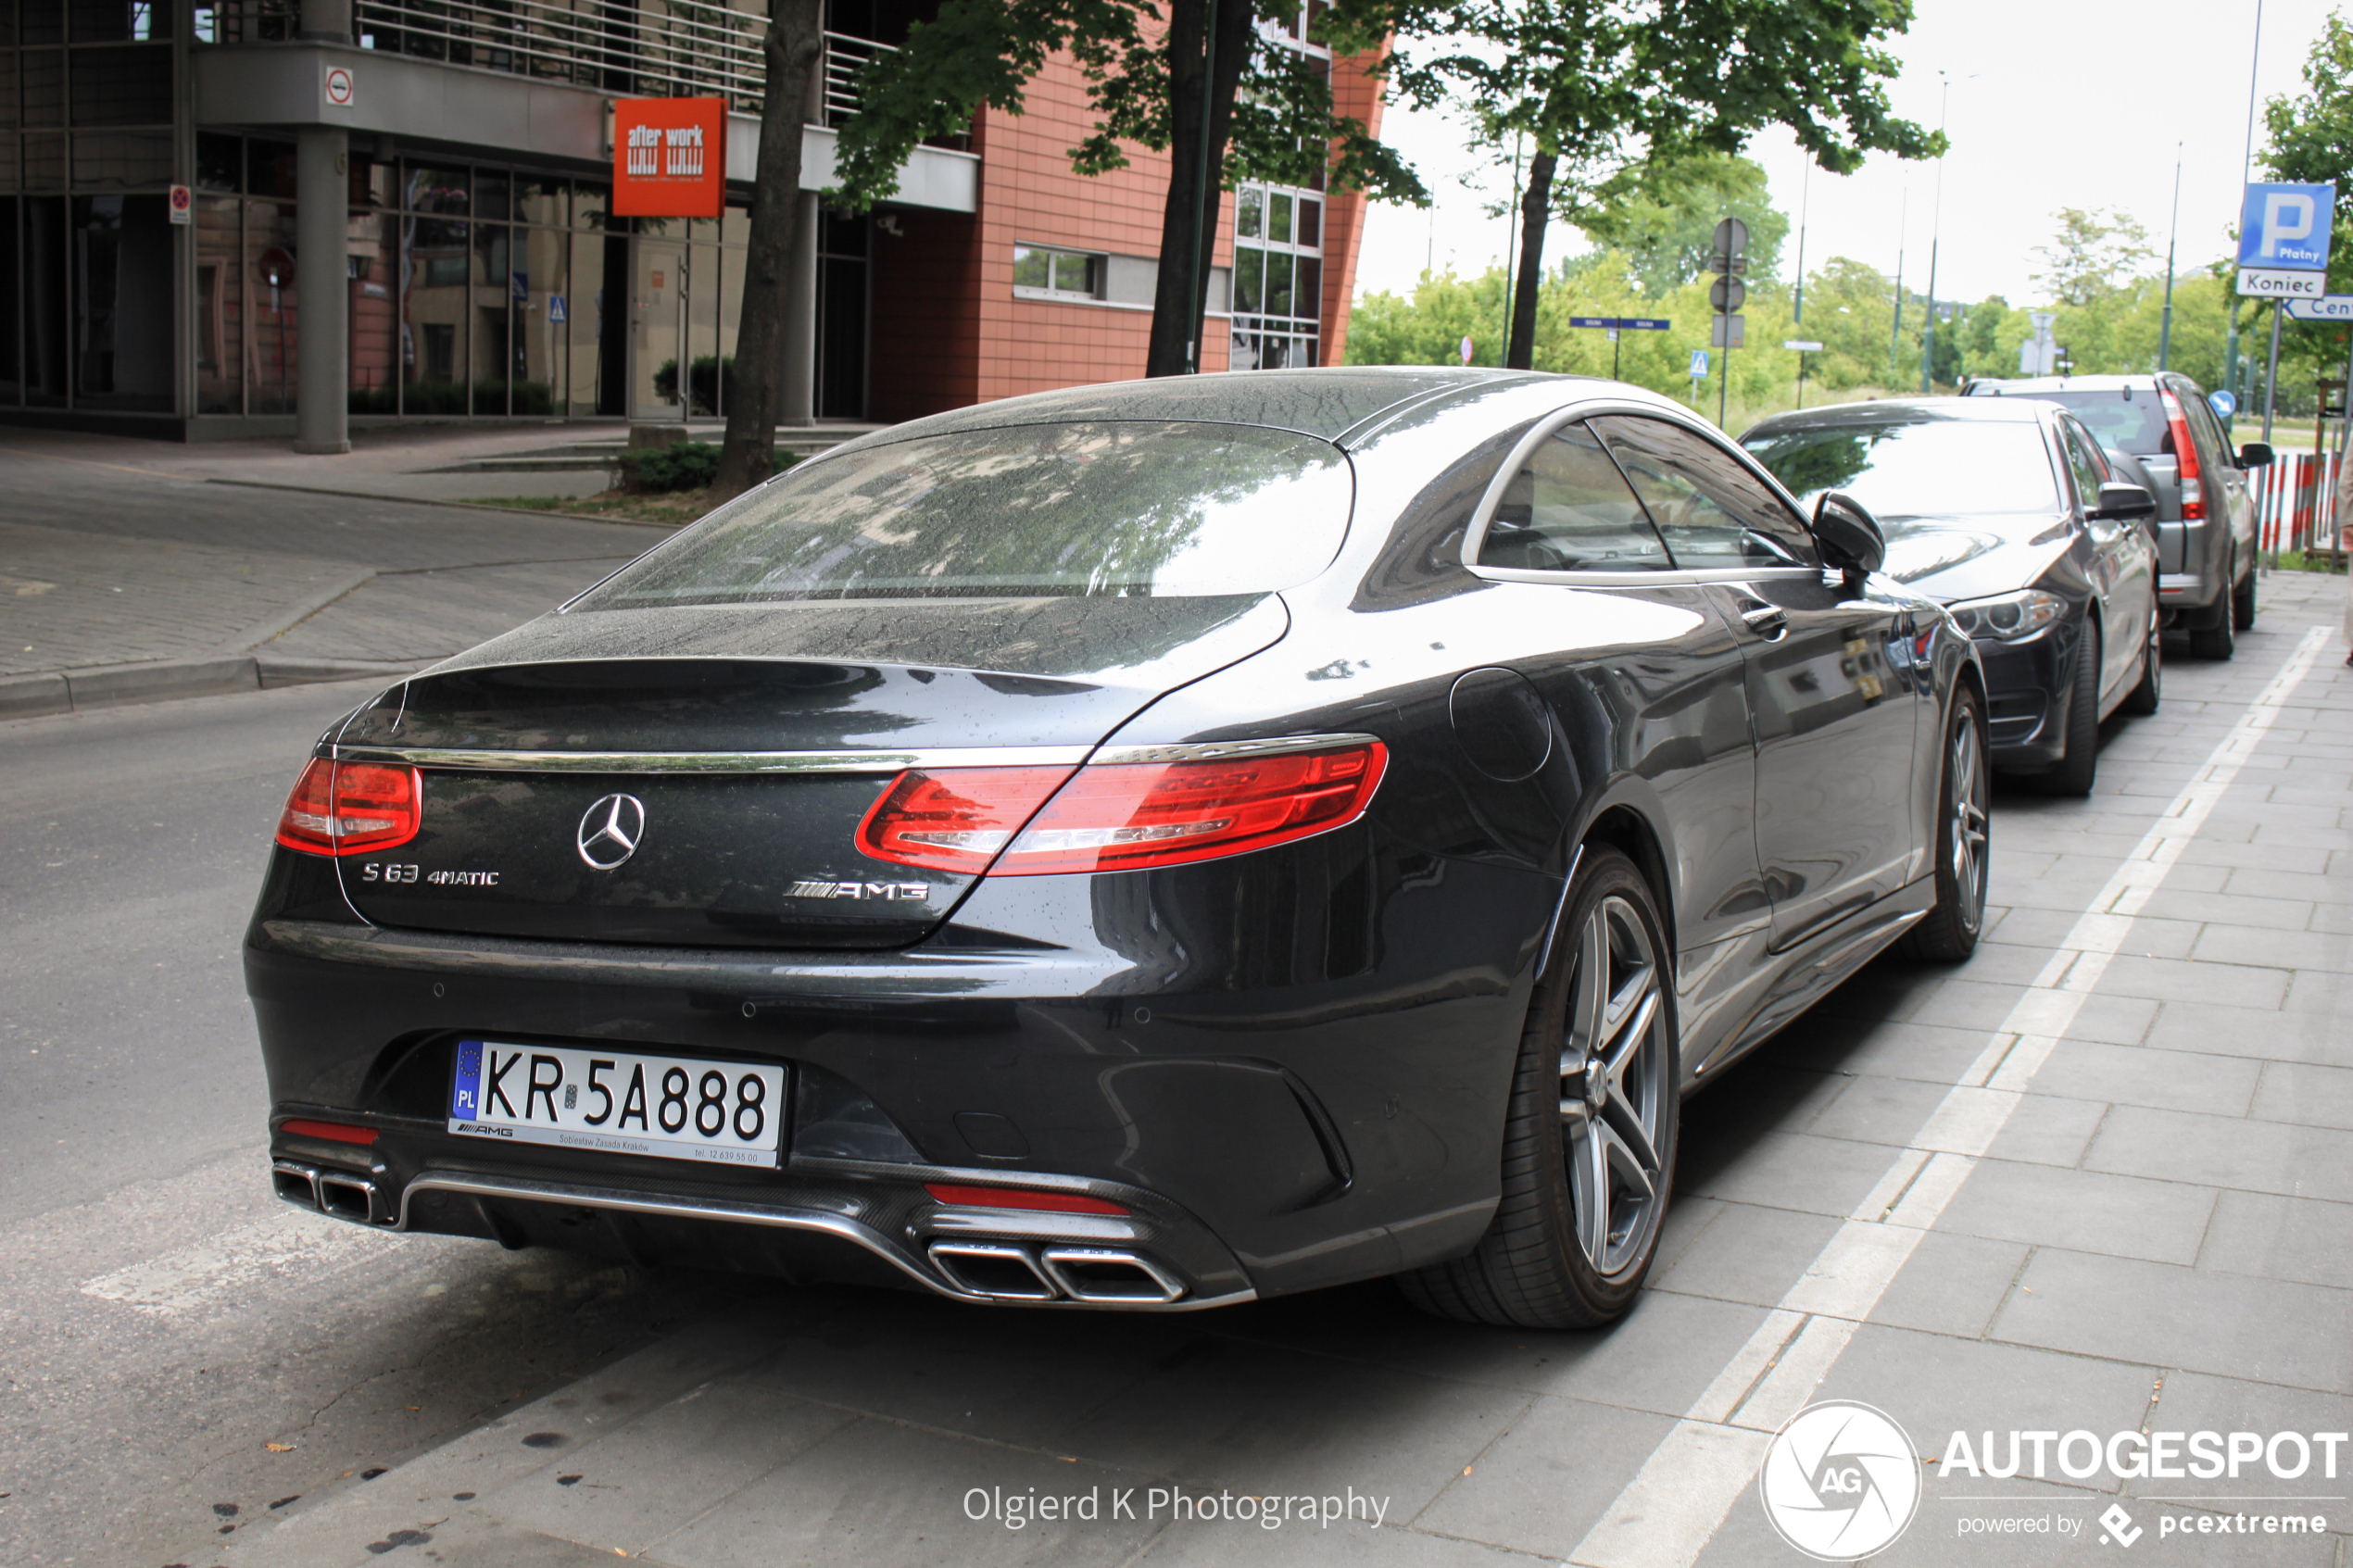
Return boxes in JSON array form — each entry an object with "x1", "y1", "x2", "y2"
[{"x1": 451, "y1": 1039, "x2": 484, "y2": 1121}]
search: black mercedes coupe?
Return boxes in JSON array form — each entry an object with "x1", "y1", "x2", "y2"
[{"x1": 247, "y1": 368, "x2": 1987, "y2": 1330}]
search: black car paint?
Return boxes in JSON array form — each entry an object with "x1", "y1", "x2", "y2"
[
  {"x1": 247, "y1": 369, "x2": 1980, "y2": 1309},
  {"x1": 1743, "y1": 398, "x2": 2155, "y2": 772}
]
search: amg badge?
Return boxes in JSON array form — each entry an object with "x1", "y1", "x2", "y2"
[{"x1": 786, "y1": 879, "x2": 931, "y2": 901}]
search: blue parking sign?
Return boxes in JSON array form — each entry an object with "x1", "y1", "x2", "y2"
[{"x1": 2238, "y1": 182, "x2": 2335, "y2": 271}]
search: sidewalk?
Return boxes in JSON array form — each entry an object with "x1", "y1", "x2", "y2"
[{"x1": 0, "y1": 422, "x2": 716, "y2": 720}]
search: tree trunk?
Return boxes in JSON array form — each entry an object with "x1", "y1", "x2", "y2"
[
  {"x1": 1145, "y1": 0, "x2": 1254, "y2": 378},
  {"x1": 1504, "y1": 149, "x2": 1554, "y2": 370},
  {"x1": 710, "y1": 0, "x2": 825, "y2": 503}
]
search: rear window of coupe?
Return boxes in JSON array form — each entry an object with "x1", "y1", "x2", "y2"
[{"x1": 577, "y1": 421, "x2": 1354, "y2": 605}]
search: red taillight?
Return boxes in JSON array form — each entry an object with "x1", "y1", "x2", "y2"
[
  {"x1": 859, "y1": 742, "x2": 1388, "y2": 876},
  {"x1": 2159, "y1": 389, "x2": 2205, "y2": 520},
  {"x1": 854, "y1": 765, "x2": 1076, "y2": 873},
  {"x1": 280, "y1": 1117, "x2": 379, "y2": 1145},
  {"x1": 924, "y1": 1182, "x2": 1129, "y2": 1215},
  {"x1": 995, "y1": 743, "x2": 1388, "y2": 874},
  {"x1": 273, "y1": 758, "x2": 422, "y2": 857}
]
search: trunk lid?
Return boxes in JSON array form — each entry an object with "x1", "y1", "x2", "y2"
[{"x1": 330, "y1": 595, "x2": 1287, "y2": 948}]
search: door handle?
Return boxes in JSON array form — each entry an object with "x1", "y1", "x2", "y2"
[{"x1": 1740, "y1": 605, "x2": 1789, "y2": 640}]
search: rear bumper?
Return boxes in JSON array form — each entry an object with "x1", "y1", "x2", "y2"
[
  {"x1": 267, "y1": 1143, "x2": 1256, "y2": 1310},
  {"x1": 245, "y1": 838, "x2": 1548, "y2": 1306}
]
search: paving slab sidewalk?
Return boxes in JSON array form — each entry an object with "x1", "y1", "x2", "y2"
[{"x1": 0, "y1": 425, "x2": 677, "y2": 720}]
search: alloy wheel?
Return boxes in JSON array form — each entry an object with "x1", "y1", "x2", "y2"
[
  {"x1": 1951, "y1": 715, "x2": 1990, "y2": 936},
  {"x1": 1557, "y1": 895, "x2": 1672, "y2": 1279}
]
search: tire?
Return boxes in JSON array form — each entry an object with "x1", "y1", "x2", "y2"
[
  {"x1": 2190, "y1": 557, "x2": 2237, "y2": 659},
  {"x1": 2035, "y1": 621, "x2": 2101, "y2": 797},
  {"x1": 1398, "y1": 847, "x2": 1679, "y2": 1329},
  {"x1": 2233, "y1": 567, "x2": 2258, "y2": 631},
  {"x1": 2120, "y1": 607, "x2": 2162, "y2": 716},
  {"x1": 1902, "y1": 687, "x2": 1990, "y2": 963}
]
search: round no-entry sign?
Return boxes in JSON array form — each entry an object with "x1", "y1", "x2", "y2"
[{"x1": 323, "y1": 65, "x2": 355, "y2": 107}]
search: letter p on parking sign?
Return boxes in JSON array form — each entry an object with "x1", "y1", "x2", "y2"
[{"x1": 2239, "y1": 182, "x2": 2335, "y2": 271}]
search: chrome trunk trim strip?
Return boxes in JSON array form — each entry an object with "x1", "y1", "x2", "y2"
[{"x1": 333, "y1": 745, "x2": 1092, "y2": 774}]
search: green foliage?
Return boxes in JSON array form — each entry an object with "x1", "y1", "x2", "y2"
[
  {"x1": 2032, "y1": 207, "x2": 2158, "y2": 307},
  {"x1": 618, "y1": 443, "x2": 800, "y2": 494},
  {"x1": 1380, "y1": 0, "x2": 1941, "y2": 226},
  {"x1": 1578, "y1": 154, "x2": 1789, "y2": 294},
  {"x1": 829, "y1": 0, "x2": 1421, "y2": 211},
  {"x1": 651, "y1": 357, "x2": 737, "y2": 416},
  {"x1": 347, "y1": 381, "x2": 554, "y2": 416},
  {"x1": 2259, "y1": 11, "x2": 2353, "y2": 406}
]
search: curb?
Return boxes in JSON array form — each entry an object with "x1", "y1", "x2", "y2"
[
  {"x1": 199, "y1": 476, "x2": 684, "y2": 529},
  {"x1": 0, "y1": 653, "x2": 425, "y2": 721}
]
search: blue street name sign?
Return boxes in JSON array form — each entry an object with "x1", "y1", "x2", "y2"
[
  {"x1": 2238, "y1": 182, "x2": 2336, "y2": 272},
  {"x1": 1569, "y1": 317, "x2": 1672, "y2": 331}
]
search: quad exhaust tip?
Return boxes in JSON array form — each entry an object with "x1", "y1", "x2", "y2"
[
  {"x1": 272, "y1": 1159, "x2": 390, "y2": 1225},
  {"x1": 926, "y1": 1241, "x2": 1185, "y2": 1304}
]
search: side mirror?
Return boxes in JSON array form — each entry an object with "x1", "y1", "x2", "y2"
[
  {"x1": 2092, "y1": 482, "x2": 2156, "y2": 521},
  {"x1": 2238, "y1": 442, "x2": 2274, "y2": 468},
  {"x1": 1812, "y1": 492, "x2": 1886, "y2": 578}
]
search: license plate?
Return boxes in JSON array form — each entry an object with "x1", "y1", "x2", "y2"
[{"x1": 448, "y1": 1040, "x2": 786, "y2": 1168}]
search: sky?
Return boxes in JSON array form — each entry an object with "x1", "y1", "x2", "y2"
[{"x1": 1353, "y1": 0, "x2": 2347, "y2": 308}]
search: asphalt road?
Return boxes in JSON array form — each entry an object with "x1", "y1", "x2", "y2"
[{"x1": 0, "y1": 683, "x2": 748, "y2": 1568}]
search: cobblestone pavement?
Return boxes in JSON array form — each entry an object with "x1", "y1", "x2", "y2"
[
  {"x1": 41, "y1": 571, "x2": 2311, "y2": 1568},
  {"x1": 0, "y1": 430, "x2": 662, "y2": 679}
]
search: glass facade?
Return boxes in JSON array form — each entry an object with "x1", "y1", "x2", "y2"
[
  {"x1": 0, "y1": 1, "x2": 180, "y2": 411},
  {"x1": 1228, "y1": 2, "x2": 1327, "y2": 371}
]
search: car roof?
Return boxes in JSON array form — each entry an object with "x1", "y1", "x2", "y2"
[
  {"x1": 1967, "y1": 374, "x2": 2164, "y2": 395},
  {"x1": 834, "y1": 368, "x2": 1550, "y2": 448},
  {"x1": 1743, "y1": 395, "x2": 2054, "y2": 435}
]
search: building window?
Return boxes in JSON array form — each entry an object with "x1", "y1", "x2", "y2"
[
  {"x1": 1230, "y1": 2, "x2": 1328, "y2": 370},
  {"x1": 1013, "y1": 244, "x2": 1102, "y2": 301},
  {"x1": 1231, "y1": 182, "x2": 1322, "y2": 370}
]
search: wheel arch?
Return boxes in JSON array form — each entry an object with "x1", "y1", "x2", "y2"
[{"x1": 1576, "y1": 801, "x2": 1679, "y2": 963}]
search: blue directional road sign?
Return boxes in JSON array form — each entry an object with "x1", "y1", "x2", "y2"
[
  {"x1": 2238, "y1": 182, "x2": 2336, "y2": 271},
  {"x1": 2209, "y1": 389, "x2": 2237, "y2": 420}
]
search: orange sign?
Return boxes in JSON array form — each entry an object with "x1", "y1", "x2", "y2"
[{"x1": 612, "y1": 97, "x2": 724, "y2": 218}]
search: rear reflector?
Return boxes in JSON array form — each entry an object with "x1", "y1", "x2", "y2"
[
  {"x1": 274, "y1": 758, "x2": 422, "y2": 857},
  {"x1": 925, "y1": 1182, "x2": 1129, "y2": 1215},
  {"x1": 279, "y1": 1117, "x2": 380, "y2": 1146},
  {"x1": 859, "y1": 743, "x2": 1388, "y2": 877}
]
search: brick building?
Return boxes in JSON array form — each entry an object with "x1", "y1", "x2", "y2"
[{"x1": 0, "y1": 0, "x2": 1383, "y2": 444}]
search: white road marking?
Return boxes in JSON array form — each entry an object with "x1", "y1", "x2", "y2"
[
  {"x1": 80, "y1": 1205, "x2": 403, "y2": 1315},
  {"x1": 1569, "y1": 623, "x2": 2335, "y2": 1568}
]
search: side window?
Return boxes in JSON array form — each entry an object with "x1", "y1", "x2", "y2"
[
  {"x1": 1475, "y1": 420, "x2": 1672, "y2": 572},
  {"x1": 1590, "y1": 416, "x2": 1818, "y2": 569},
  {"x1": 2059, "y1": 419, "x2": 2107, "y2": 508}
]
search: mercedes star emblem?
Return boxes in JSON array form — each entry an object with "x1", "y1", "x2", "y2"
[{"x1": 576, "y1": 793, "x2": 646, "y2": 871}]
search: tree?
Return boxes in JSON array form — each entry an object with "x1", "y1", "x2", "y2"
[
  {"x1": 1382, "y1": 0, "x2": 1940, "y2": 370},
  {"x1": 1577, "y1": 154, "x2": 1789, "y2": 296},
  {"x1": 829, "y1": 0, "x2": 1422, "y2": 379},
  {"x1": 711, "y1": 0, "x2": 826, "y2": 503},
  {"x1": 2261, "y1": 11, "x2": 2353, "y2": 404},
  {"x1": 2030, "y1": 207, "x2": 2156, "y2": 308}
]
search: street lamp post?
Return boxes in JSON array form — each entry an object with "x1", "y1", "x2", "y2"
[
  {"x1": 2158, "y1": 142, "x2": 2183, "y2": 370},
  {"x1": 2224, "y1": 0, "x2": 2267, "y2": 429}
]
